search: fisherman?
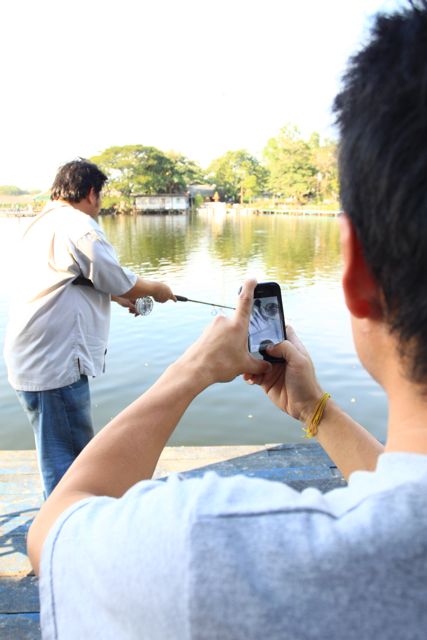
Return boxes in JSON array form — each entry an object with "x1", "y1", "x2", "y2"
[{"x1": 4, "y1": 159, "x2": 175, "y2": 496}]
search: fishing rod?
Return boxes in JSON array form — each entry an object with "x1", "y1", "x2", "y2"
[
  {"x1": 135, "y1": 295, "x2": 235, "y2": 315},
  {"x1": 71, "y1": 279, "x2": 235, "y2": 314},
  {"x1": 175, "y1": 295, "x2": 235, "y2": 310}
]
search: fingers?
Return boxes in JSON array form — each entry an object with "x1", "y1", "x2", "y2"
[
  {"x1": 243, "y1": 372, "x2": 264, "y2": 386},
  {"x1": 285, "y1": 325, "x2": 310, "y2": 356},
  {"x1": 266, "y1": 339, "x2": 306, "y2": 366},
  {"x1": 242, "y1": 353, "x2": 272, "y2": 385},
  {"x1": 263, "y1": 326, "x2": 310, "y2": 361},
  {"x1": 159, "y1": 293, "x2": 175, "y2": 303},
  {"x1": 235, "y1": 279, "x2": 257, "y2": 325},
  {"x1": 153, "y1": 284, "x2": 176, "y2": 303},
  {"x1": 245, "y1": 355, "x2": 271, "y2": 377}
]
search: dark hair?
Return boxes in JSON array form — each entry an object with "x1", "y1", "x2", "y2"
[
  {"x1": 333, "y1": 0, "x2": 427, "y2": 383},
  {"x1": 50, "y1": 158, "x2": 108, "y2": 203}
]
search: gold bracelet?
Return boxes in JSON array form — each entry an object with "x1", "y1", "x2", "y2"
[{"x1": 303, "y1": 392, "x2": 331, "y2": 439}]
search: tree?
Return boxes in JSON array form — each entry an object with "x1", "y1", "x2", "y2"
[
  {"x1": 90, "y1": 145, "x2": 204, "y2": 212},
  {"x1": 263, "y1": 125, "x2": 317, "y2": 203},
  {"x1": 308, "y1": 134, "x2": 339, "y2": 202},
  {"x1": 164, "y1": 151, "x2": 205, "y2": 188},
  {"x1": 0, "y1": 185, "x2": 28, "y2": 196},
  {"x1": 207, "y1": 150, "x2": 268, "y2": 203}
]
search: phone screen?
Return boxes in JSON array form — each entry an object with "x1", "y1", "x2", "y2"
[{"x1": 248, "y1": 283, "x2": 286, "y2": 361}]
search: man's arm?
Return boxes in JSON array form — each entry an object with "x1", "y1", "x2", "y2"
[
  {"x1": 73, "y1": 230, "x2": 175, "y2": 303},
  {"x1": 119, "y1": 276, "x2": 175, "y2": 303},
  {"x1": 27, "y1": 280, "x2": 270, "y2": 575},
  {"x1": 307, "y1": 401, "x2": 383, "y2": 479},
  {"x1": 111, "y1": 295, "x2": 138, "y2": 315},
  {"x1": 111, "y1": 278, "x2": 175, "y2": 316},
  {"x1": 244, "y1": 326, "x2": 384, "y2": 479},
  {"x1": 27, "y1": 280, "x2": 384, "y2": 574}
]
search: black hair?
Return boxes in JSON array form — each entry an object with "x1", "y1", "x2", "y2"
[
  {"x1": 333, "y1": 0, "x2": 427, "y2": 383},
  {"x1": 50, "y1": 158, "x2": 108, "y2": 203}
]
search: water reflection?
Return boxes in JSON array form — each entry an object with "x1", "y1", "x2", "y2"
[
  {"x1": 208, "y1": 214, "x2": 341, "y2": 284},
  {"x1": 0, "y1": 212, "x2": 386, "y2": 449},
  {"x1": 102, "y1": 212, "x2": 342, "y2": 286},
  {"x1": 101, "y1": 214, "x2": 203, "y2": 272}
]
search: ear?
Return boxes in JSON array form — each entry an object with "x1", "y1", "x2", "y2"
[
  {"x1": 87, "y1": 187, "x2": 97, "y2": 204},
  {"x1": 339, "y1": 213, "x2": 382, "y2": 319}
]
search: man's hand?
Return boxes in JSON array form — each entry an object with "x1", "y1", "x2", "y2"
[
  {"x1": 149, "y1": 282, "x2": 176, "y2": 303},
  {"x1": 120, "y1": 278, "x2": 176, "y2": 304},
  {"x1": 112, "y1": 295, "x2": 139, "y2": 315},
  {"x1": 177, "y1": 279, "x2": 271, "y2": 389},
  {"x1": 243, "y1": 325, "x2": 324, "y2": 423}
]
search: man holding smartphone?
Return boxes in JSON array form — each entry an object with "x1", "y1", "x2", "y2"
[{"x1": 28, "y1": 2, "x2": 427, "y2": 638}]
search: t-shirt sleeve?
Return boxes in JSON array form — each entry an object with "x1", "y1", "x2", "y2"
[
  {"x1": 73, "y1": 229, "x2": 137, "y2": 295},
  {"x1": 39, "y1": 475, "x2": 193, "y2": 640}
]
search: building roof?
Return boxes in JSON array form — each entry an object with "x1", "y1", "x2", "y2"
[{"x1": 133, "y1": 193, "x2": 189, "y2": 198}]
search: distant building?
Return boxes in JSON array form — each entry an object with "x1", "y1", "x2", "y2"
[
  {"x1": 133, "y1": 194, "x2": 189, "y2": 214},
  {"x1": 188, "y1": 184, "x2": 217, "y2": 201}
]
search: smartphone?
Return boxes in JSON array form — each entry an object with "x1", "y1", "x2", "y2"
[{"x1": 248, "y1": 282, "x2": 286, "y2": 362}]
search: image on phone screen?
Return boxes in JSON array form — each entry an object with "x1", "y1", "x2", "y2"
[{"x1": 249, "y1": 295, "x2": 285, "y2": 354}]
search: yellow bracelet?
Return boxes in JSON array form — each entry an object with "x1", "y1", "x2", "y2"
[{"x1": 303, "y1": 392, "x2": 331, "y2": 439}]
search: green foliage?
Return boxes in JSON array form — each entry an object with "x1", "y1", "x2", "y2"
[
  {"x1": 192, "y1": 193, "x2": 205, "y2": 209},
  {"x1": 164, "y1": 151, "x2": 205, "y2": 187},
  {"x1": 90, "y1": 145, "x2": 204, "y2": 212},
  {"x1": 309, "y1": 136, "x2": 339, "y2": 202},
  {"x1": 0, "y1": 124, "x2": 339, "y2": 215},
  {"x1": 263, "y1": 125, "x2": 318, "y2": 204},
  {"x1": 0, "y1": 185, "x2": 28, "y2": 196},
  {"x1": 207, "y1": 150, "x2": 268, "y2": 203},
  {"x1": 88, "y1": 128, "x2": 338, "y2": 212},
  {"x1": 262, "y1": 125, "x2": 339, "y2": 205}
]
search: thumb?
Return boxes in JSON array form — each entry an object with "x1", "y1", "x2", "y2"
[
  {"x1": 245, "y1": 355, "x2": 272, "y2": 376},
  {"x1": 266, "y1": 340, "x2": 304, "y2": 365}
]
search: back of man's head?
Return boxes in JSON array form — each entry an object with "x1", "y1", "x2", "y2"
[
  {"x1": 334, "y1": 0, "x2": 427, "y2": 383},
  {"x1": 51, "y1": 158, "x2": 107, "y2": 204}
]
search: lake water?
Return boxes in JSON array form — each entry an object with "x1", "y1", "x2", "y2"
[{"x1": 0, "y1": 212, "x2": 387, "y2": 449}]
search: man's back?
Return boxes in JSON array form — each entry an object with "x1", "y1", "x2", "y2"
[
  {"x1": 40, "y1": 452, "x2": 427, "y2": 639},
  {"x1": 4, "y1": 200, "x2": 136, "y2": 391},
  {"x1": 12, "y1": 202, "x2": 96, "y2": 299}
]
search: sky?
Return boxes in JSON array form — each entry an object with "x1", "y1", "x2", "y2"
[{"x1": 1, "y1": 0, "x2": 402, "y2": 190}]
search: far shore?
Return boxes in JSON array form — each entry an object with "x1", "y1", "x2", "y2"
[{"x1": 0, "y1": 203, "x2": 341, "y2": 219}]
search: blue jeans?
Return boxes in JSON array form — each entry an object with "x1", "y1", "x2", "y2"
[{"x1": 16, "y1": 375, "x2": 94, "y2": 497}]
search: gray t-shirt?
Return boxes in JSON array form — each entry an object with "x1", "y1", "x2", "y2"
[{"x1": 40, "y1": 452, "x2": 427, "y2": 639}]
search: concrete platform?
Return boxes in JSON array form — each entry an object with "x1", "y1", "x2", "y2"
[{"x1": 0, "y1": 443, "x2": 345, "y2": 639}]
